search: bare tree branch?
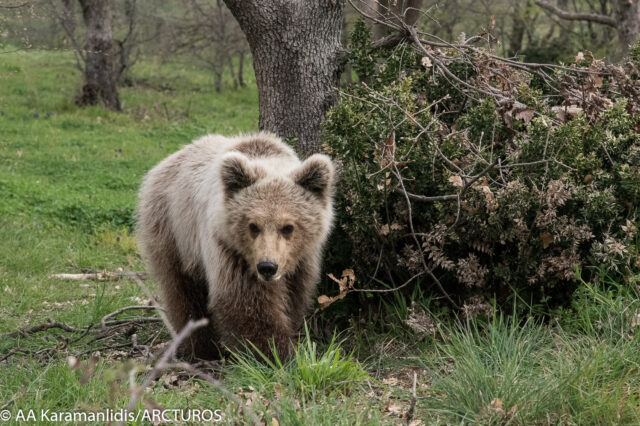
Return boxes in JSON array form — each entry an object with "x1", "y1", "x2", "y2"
[
  {"x1": 534, "y1": 0, "x2": 616, "y2": 27},
  {"x1": 0, "y1": 1, "x2": 31, "y2": 8},
  {"x1": 120, "y1": 318, "x2": 261, "y2": 426}
]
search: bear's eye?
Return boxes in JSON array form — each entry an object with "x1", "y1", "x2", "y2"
[
  {"x1": 249, "y1": 223, "x2": 260, "y2": 234},
  {"x1": 281, "y1": 224, "x2": 294, "y2": 235}
]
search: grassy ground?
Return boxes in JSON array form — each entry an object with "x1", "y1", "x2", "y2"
[{"x1": 1, "y1": 47, "x2": 639, "y2": 425}]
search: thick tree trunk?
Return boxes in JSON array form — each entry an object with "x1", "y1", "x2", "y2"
[
  {"x1": 76, "y1": 0, "x2": 121, "y2": 111},
  {"x1": 223, "y1": 0, "x2": 345, "y2": 156}
]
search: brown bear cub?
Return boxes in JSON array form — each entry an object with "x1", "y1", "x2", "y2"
[{"x1": 136, "y1": 132, "x2": 335, "y2": 360}]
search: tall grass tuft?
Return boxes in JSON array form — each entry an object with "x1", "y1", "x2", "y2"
[
  {"x1": 229, "y1": 324, "x2": 368, "y2": 398},
  {"x1": 424, "y1": 280, "x2": 640, "y2": 424},
  {"x1": 427, "y1": 315, "x2": 556, "y2": 424}
]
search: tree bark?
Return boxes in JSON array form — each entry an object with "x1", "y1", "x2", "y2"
[
  {"x1": 76, "y1": 0, "x2": 121, "y2": 111},
  {"x1": 612, "y1": 0, "x2": 640, "y2": 56},
  {"x1": 223, "y1": 0, "x2": 345, "y2": 156}
]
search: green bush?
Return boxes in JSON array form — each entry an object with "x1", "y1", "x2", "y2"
[{"x1": 322, "y1": 23, "x2": 640, "y2": 308}]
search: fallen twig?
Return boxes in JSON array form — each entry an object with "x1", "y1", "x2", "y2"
[
  {"x1": 0, "y1": 321, "x2": 83, "y2": 339},
  {"x1": 75, "y1": 342, "x2": 134, "y2": 358},
  {"x1": 49, "y1": 270, "x2": 148, "y2": 281},
  {"x1": 0, "y1": 385, "x2": 26, "y2": 410},
  {"x1": 102, "y1": 317, "x2": 164, "y2": 326},
  {"x1": 0, "y1": 348, "x2": 32, "y2": 363},
  {"x1": 100, "y1": 305, "x2": 164, "y2": 329},
  {"x1": 404, "y1": 371, "x2": 418, "y2": 425}
]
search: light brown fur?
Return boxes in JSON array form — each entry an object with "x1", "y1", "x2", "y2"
[{"x1": 136, "y1": 132, "x2": 334, "y2": 359}]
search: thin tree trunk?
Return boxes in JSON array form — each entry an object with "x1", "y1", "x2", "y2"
[
  {"x1": 613, "y1": 0, "x2": 640, "y2": 57},
  {"x1": 228, "y1": 54, "x2": 238, "y2": 89},
  {"x1": 237, "y1": 50, "x2": 245, "y2": 87},
  {"x1": 213, "y1": 68, "x2": 223, "y2": 93},
  {"x1": 76, "y1": 0, "x2": 121, "y2": 111},
  {"x1": 61, "y1": 0, "x2": 76, "y2": 34},
  {"x1": 223, "y1": 0, "x2": 345, "y2": 156},
  {"x1": 508, "y1": 15, "x2": 526, "y2": 56}
]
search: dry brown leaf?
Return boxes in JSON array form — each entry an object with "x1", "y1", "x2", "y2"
[
  {"x1": 552, "y1": 105, "x2": 583, "y2": 122},
  {"x1": 382, "y1": 377, "x2": 399, "y2": 386},
  {"x1": 163, "y1": 374, "x2": 182, "y2": 388},
  {"x1": 317, "y1": 295, "x2": 333, "y2": 305},
  {"x1": 540, "y1": 232, "x2": 553, "y2": 249},
  {"x1": 385, "y1": 402, "x2": 404, "y2": 416},
  {"x1": 489, "y1": 397, "x2": 504, "y2": 414},
  {"x1": 594, "y1": 75, "x2": 603, "y2": 88},
  {"x1": 478, "y1": 180, "x2": 497, "y2": 210},
  {"x1": 515, "y1": 108, "x2": 535, "y2": 123},
  {"x1": 380, "y1": 133, "x2": 396, "y2": 165},
  {"x1": 421, "y1": 56, "x2": 432, "y2": 68},
  {"x1": 318, "y1": 269, "x2": 355, "y2": 309},
  {"x1": 448, "y1": 175, "x2": 463, "y2": 188}
]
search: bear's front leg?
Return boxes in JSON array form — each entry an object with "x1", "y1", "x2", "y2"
[{"x1": 211, "y1": 283, "x2": 294, "y2": 360}]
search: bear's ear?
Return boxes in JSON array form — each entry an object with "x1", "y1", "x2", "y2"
[
  {"x1": 220, "y1": 153, "x2": 262, "y2": 197},
  {"x1": 292, "y1": 154, "x2": 335, "y2": 201}
]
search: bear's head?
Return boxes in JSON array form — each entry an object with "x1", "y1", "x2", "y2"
[{"x1": 220, "y1": 152, "x2": 335, "y2": 282}]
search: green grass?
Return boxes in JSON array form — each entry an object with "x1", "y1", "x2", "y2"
[{"x1": 1, "y1": 45, "x2": 639, "y2": 425}]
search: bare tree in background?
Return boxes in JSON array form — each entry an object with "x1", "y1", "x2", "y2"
[
  {"x1": 113, "y1": 0, "x2": 139, "y2": 85},
  {"x1": 368, "y1": 0, "x2": 424, "y2": 41},
  {"x1": 75, "y1": 0, "x2": 120, "y2": 110},
  {"x1": 535, "y1": 0, "x2": 639, "y2": 57},
  {"x1": 47, "y1": 0, "x2": 142, "y2": 109},
  {"x1": 60, "y1": 0, "x2": 75, "y2": 34},
  {"x1": 177, "y1": 0, "x2": 247, "y2": 93}
]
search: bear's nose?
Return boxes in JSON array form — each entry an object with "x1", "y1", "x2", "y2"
[{"x1": 257, "y1": 261, "x2": 278, "y2": 280}]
